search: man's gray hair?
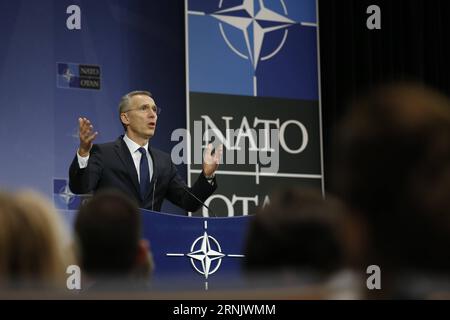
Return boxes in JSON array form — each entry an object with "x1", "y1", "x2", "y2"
[{"x1": 118, "y1": 90, "x2": 153, "y2": 131}]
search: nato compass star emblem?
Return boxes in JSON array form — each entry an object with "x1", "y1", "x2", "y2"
[
  {"x1": 188, "y1": 0, "x2": 316, "y2": 96},
  {"x1": 59, "y1": 183, "x2": 76, "y2": 206},
  {"x1": 62, "y1": 67, "x2": 75, "y2": 83},
  {"x1": 212, "y1": 0, "x2": 295, "y2": 71},
  {"x1": 166, "y1": 221, "x2": 244, "y2": 290}
]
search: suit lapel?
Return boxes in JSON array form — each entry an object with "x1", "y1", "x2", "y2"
[{"x1": 114, "y1": 137, "x2": 141, "y2": 199}]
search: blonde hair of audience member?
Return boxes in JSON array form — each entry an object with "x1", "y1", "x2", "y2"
[{"x1": 0, "y1": 190, "x2": 75, "y2": 289}]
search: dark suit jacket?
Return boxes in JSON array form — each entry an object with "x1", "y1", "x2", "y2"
[{"x1": 69, "y1": 136, "x2": 217, "y2": 212}]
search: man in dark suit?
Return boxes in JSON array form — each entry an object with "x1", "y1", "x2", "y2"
[{"x1": 69, "y1": 90, "x2": 221, "y2": 213}]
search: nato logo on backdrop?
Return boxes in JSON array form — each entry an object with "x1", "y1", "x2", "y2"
[
  {"x1": 57, "y1": 63, "x2": 101, "y2": 90},
  {"x1": 53, "y1": 179, "x2": 82, "y2": 210},
  {"x1": 187, "y1": 0, "x2": 318, "y2": 100}
]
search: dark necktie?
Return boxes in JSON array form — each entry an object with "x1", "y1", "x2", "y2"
[{"x1": 138, "y1": 147, "x2": 150, "y2": 199}]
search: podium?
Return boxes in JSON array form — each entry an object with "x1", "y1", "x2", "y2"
[
  {"x1": 58, "y1": 200, "x2": 253, "y2": 289},
  {"x1": 141, "y1": 210, "x2": 251, "y2": 287}
]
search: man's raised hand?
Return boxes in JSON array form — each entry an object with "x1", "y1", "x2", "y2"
[
  {"x1": 78, "y1": 117, "x2": 98, "y2": 157},
  {"x1": 203, "y1": 143, "x2": 223, "y2": 177}
]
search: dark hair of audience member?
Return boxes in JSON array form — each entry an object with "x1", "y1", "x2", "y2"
[
  {"x1": 332, "y1": 82, "x2": 450, "y2": 279},
  {"x1": 243, "y1": 187, "x2": 364, "y2": 281},
  {"x1": 74, "y1": 190, "x2": 153, "y2": 284}
]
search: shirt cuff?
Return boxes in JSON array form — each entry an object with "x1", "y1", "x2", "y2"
[
  {"x1": 77, "y1": 150, "x2": 90, "y2": 169},
  {"x1": 205, "y1": 173, "x2": 215, "y2": 184}
]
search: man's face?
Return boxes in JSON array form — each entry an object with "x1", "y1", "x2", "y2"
[{"x1": 122, "y1": 94, "x2": 158, "y2": 140}]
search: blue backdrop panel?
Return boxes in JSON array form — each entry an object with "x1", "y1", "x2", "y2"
[
  {"x1": 188, "y1": 0, "x2": 318, "y2": 100},
  {"x1": 0, "y1": 0, "x2": 187, "y2": 214}
]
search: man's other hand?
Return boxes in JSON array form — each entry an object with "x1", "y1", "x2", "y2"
[{"x1": 203, "y1": 144, "x2": 222, "y2": 177}]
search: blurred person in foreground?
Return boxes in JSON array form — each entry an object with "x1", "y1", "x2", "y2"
[
  {"x1": 0, "y1": 190, "x2": 75, "y2": 291},
  {"x1": 333, "y1": 82, "x2": 450, "y2": 298},
  {"x1": 74, "y1": 190, "x2": 154, "y2": 291},
  {"x1": 243, "y1": 187, "x2": 366, "y2": 299}
]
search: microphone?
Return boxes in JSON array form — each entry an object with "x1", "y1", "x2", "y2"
[{"x1": 177, "y1": 181, "x2": 217, "y2": 218}]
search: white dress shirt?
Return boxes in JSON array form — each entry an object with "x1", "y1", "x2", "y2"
[{"x1": 77, "y1": 134, "x2": 153, "y2": 183}]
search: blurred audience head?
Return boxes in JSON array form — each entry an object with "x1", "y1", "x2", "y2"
[
  {"x1": 243, "y1": 187, "x2": 364, "y2": 281},
  {"x1": 0, "y1": 190, "x2": 74, "y2": 289},
  {"x1": 333, "y1": 82, "x2": 450, "y2": 282},
  {"x1": 75, "y1": 190, "x2": 153, "y2": 286}
]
